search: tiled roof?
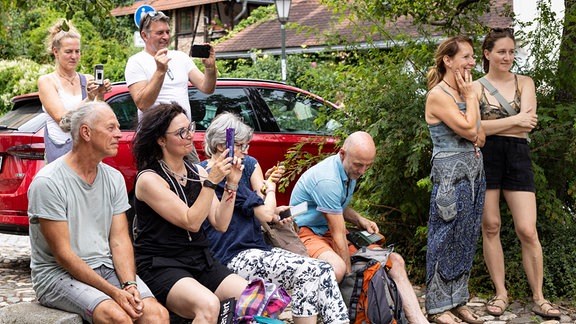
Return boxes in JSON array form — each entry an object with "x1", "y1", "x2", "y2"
[
  {"x1": 214, "y1": 0, "x2": 513, "y2": 57},
  {"x1": 111, "y1": 0, "x2": 225, "y2": 16}
]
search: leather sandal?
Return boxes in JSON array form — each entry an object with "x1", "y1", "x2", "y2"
[
  {"x1": 486, "y1": 295, "x2": 508, "y2": 316},
  {"x1": 452, "y1": 305, "x2": 484, "y2": 324},
  {"x1": 428, "y1": 310, "x2": 462, "y2": 324},
  {"x1": 532, "y1": 299, "x2": 561, "y2": 319}
]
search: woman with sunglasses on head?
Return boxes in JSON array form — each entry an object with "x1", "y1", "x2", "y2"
[
  {"x1": 131, "y1": 103, "x2": 249, "y2": 322},
  {"x1": 38, "y1": 19, "x2": 112, "y2": 163},
  {"x1": 199, "y1": 112, "x2": 350, "y2": 324},
  {"x1": 473, "y1": 28, "x2": 560, "y2": 319},
  {"x1": 425, "y1": 36, "x2": 486, "y2": 324}
]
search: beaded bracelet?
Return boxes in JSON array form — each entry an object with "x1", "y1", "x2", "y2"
[{"x1": 121, "y1": 280, "x2": 138, "y2": 289}]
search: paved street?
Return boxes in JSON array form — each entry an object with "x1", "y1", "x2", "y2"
[
  {"x1": 1, "y1": 233, "x2": 575, "y2": 323},
  {"x1": 0, "y1": 233, "x2": 34, "y2": 307}
]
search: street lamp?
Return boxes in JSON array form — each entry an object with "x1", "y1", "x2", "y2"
[{"x1": 275, "y1": 0, "x2": 291, "y2": 82}]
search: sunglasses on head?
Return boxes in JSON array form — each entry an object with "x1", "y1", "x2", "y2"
[
  {"x1": 139, "y1": 11, "x2": 168, "y2": 32},
  {"x1": 491, "y1": 27, "x2": 514, "y2": 34}
]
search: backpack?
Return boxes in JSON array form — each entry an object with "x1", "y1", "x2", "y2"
[{"x1": 340, "y1": 246, "x2": 407, "y2": 324}]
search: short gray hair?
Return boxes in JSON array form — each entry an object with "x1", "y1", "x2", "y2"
[
  {"x1": 204, "y1": 112, "x2": 254, "y2": 158},
  {"x1": 139, "y1": 11, "x2": 170, "y2": 34},
  {"x1": 60, "y1": 101, "x2": 111, "y2": 146}
]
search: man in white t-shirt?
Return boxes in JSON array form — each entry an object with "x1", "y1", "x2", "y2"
[{"x1": 125, "y1": 11, "x2": 217, "y2": 163}]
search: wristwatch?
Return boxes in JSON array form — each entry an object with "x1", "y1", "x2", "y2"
[{"x1": 203, "y1": 179, "x2": 218, "y2": 190}]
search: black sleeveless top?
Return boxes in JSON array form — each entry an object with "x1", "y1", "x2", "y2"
[{"x1": 133, "y1": 160, "x2": 212, "y2": 263}]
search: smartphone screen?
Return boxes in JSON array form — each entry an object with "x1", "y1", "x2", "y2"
[{"x1": 191, "y1": 44, "x2": 211, "y2": 58}]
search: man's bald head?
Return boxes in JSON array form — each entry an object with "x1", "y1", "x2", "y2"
[{"x1": 340, "y1": 131, "x2": 376, "y2": 180}]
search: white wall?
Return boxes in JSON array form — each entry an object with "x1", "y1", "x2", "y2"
[
  {"x1": 514, "y1": 0, "x2": 564, "y2": 24},
  {"x1": 513, "y1": 0, "x2": 565, "y2": 67}
]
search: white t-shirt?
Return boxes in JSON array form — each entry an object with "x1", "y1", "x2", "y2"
[
  {"x1": 125, "y1": 50, "x2": 197, "y2": 120},
  {"x1": 28, "y1": 158, "x2": 131, "y2": 298}
]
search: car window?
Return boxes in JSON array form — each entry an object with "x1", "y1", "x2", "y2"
[
  {"x1": 257, "y1": 88, "x2": 325, "y2": 134},
  {"x1": 107, "y1": 93, "x2": 138, "y2": 130},
  {"x1": 189, "y1": 88, "x2": 256, "y2": 131},
  {"x1": 0, "y1": 101, "x2": 46, "y2": 132}
]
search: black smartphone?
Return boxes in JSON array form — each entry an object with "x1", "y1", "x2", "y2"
[
  {"x1": 279, "y1": 201, "x2": 308, "y2": 220},
  {"x1": 94, "y1": 64, "x2": 104, "y2": 85},
  {"x1": 191, "y1": 44, "x2": 211, "y2": 58},
  {"x1": 225, "y1": 128, "x2": 235, "y2": 163}
]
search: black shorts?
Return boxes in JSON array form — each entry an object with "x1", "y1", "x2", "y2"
[
  {"x1": 136, "y1": 250, "x2": 233, "y2": 304},
  {"x1": 482, "y1": 135, "x2": 535, "y2": 192}
]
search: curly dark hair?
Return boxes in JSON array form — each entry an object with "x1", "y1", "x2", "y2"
[{"x1": 131, "y1": 103, "x2": 187, "y2": 171}]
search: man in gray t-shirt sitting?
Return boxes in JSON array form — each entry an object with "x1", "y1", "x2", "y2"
[{"x1": 28, "y1": 101, "x2": 168, "y2": 323}]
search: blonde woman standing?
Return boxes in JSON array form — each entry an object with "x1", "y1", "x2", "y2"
[{"x1": 38, "y1": 19, "x2": 111, "y2": 163}]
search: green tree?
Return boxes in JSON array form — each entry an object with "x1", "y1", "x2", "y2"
[
  {"x1": 556, "y1": 0, "x2": 576, "y2": 102},
  {"x1": 219, "y1": 0, "x2": 576, "y2": 299}
]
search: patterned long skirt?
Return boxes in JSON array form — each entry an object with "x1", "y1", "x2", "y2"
[{"x1": 426, "y1": 151, "x2": 486, "y2": 315}]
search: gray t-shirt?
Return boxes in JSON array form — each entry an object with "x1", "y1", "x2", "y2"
[{"x1": 28, "y1": 158, "x2": 131, "y2": 298}]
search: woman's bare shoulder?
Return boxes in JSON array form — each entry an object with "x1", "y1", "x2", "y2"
[{"x1": 515, "y1": 73, "x2": 535, "y2": 90}]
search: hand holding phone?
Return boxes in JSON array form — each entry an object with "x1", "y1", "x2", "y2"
[
  {"x1": 225, "y1": 128, "x2": 235, "y2": 163},
  {"x1": 279, "y1": 201, "x2": 308, "y2": 220},
  {"x1": 94, "y1": 64, "x2": 104, "y2": 86},
  {"x1": 191, "y1": 44, "x2": 211, "y2": 58}
]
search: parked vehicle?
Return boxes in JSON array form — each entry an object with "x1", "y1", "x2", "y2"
[{"x1": 0, "y1": 79, "x2": 338, "y2": 235}]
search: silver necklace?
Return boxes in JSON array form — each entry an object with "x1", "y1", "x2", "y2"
[
  {"x1": 57, "y1": 71, "x2": 77, "y2": 85},
  {"x1": 159, "y1": 159, "x2": 203, "y2": 183},
  {"x1": 158, "y1": 160, "x2": 200, "y2": 242}
]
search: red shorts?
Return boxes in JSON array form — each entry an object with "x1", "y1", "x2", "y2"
[{"x1": 297, "y1": 226, "x2": 358, "y2": 258}]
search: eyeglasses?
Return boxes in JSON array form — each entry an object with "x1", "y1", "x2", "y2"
[
  {"x1": 236, "y1": 143, "x2": 250, "y2": 151},
  {"x1": 166, "y1": 122, "x2": 196, "y2": 139},
  {"x1": 139, "y1": 11, "x2": 168, "y2": 33},
  {"x1": 167, "y1": 68, "x2": 174, "y2": 81},
  {"x1": 491, "y1": 27, "x2": 514, "y2": 34}
]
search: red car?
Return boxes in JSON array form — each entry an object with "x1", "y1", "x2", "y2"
[{"x1": 0, "y1": 79, "x2": 338, "y2": 235}]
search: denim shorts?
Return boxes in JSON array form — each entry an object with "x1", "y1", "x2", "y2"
[
  {"x1": 37, "y1": 265, "x2": 154, "y2": 323},
  {"x1": 482, "y1": 135, "x2": 535, "y2": 192}
]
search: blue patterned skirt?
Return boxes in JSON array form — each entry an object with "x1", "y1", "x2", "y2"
[{"x1": 426, "y1": 151, "x2": 486, "y2": 314}]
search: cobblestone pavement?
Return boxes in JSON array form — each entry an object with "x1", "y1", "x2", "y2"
[{"x1": 2, "y1": 233, "x2": 576, "y2": 323}]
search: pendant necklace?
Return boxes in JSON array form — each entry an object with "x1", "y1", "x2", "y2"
[
  {"x1": 57, "y1": 71, "x2": 77, "y2": 86},
  {"x1": 443, "y1": 79, "x2": 463, "y2": 99},
  {"x1": 443, "y1": 79, "x2": 458, "y2": 91},
  {"x1": 159, "y1": 159, "x2": 202, "y2": 184}
]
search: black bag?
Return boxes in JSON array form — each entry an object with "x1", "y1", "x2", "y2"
[
  {"x1": 218, "y1": 297, "x2": 236, "y2": 324},
  {"x1": 339, "y1": 246, "x2": 407, "y2": 324}
]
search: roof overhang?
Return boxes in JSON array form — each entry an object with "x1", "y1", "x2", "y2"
[{"x1": 110, "y1": 0, "x2": 225, "y2": 17}]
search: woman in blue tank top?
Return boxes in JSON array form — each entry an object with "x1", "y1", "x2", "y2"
[{"x1": 424, "y1": 36, "x2": 486, "y2": 324}]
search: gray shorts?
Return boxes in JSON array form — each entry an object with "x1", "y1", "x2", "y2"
[{"x1": 37, "y1": 265, "x2": 155, "y2": 323}]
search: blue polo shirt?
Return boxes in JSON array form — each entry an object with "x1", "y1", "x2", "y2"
[{"x1": 290, "y1": 154, "x2": 355, "y2": 235}]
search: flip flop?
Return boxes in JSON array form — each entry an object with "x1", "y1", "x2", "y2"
[
  {"x1": 532, "y1": 299, "x2": 561, "y2": 319},
  {"x1": 486, "y1": 296, "x2": 508, "y2": 316},
  {"x1": 452, "y1": 305, "x2": 484, "y2": 324},
  {"x1": 428, "y1": 310, "x2": 462, "y2": 324}
]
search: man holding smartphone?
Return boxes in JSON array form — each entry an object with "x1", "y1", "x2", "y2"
[{"x1": 125, "y1": 11, "x2": 217, "y2": 163}]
